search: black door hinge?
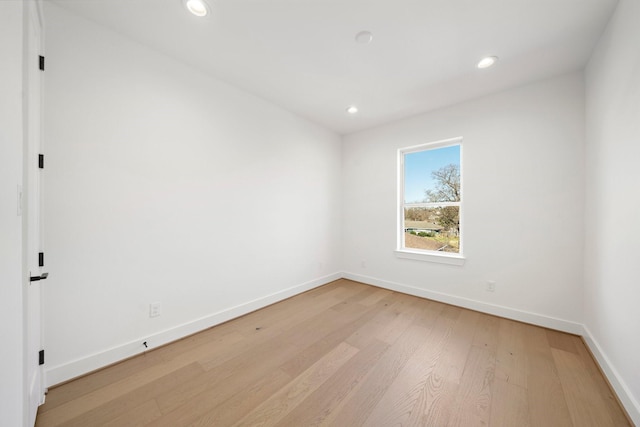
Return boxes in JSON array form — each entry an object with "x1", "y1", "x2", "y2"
[
  {"x1": 39, "y1": 252, "x2": 44, "y2": 267},
  {"x1": 39, "y1": 350, "x2": 45, "y2": 366},
  {"x1": 38, "y1": 154, "x2": 44, "y2": 169},
  {"x1": 39, "y1": 55, "x2": 45, "y2": 71}
]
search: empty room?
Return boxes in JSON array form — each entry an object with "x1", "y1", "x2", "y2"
[{"x1": 1, "y1": 0, "x2": 639, "y2": 426}]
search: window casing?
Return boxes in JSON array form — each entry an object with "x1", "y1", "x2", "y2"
[{"x1": 396, "y1": 137, "x2": 464, "y2": 265}]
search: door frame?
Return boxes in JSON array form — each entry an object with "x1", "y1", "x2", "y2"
[{"x1": 23, "y1": 0, "x2": 46, "y2": 425}]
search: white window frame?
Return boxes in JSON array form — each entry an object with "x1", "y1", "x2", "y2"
[{"x1": 395, "y1": 136, "x2": 465, "y2": 265}]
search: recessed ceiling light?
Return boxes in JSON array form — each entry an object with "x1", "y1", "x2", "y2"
[
  {"x1": 477, "y1": 56, "x2": 498, "y2": 69},
  {"x1": 355, "y1": 31, "x2": 373, "y2": 44},
  {"x1": 184, "y1": 0, "x2": 209, "y2": 17},
  {"x1": 346, "y1": 105, "x2": 359, "y2": 114}
]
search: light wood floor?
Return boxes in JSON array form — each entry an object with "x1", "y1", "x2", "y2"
[{"x1": 36, "y1": 279, "x2": 631, "y2": 427}]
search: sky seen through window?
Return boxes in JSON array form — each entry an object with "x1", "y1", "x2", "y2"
[{"x1": 404, "y1": 145, "x2": 460, "y2": 203}]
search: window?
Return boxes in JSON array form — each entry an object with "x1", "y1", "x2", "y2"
[{"x1": 397, "y1": 137, "x2": 464, "y2": 264}]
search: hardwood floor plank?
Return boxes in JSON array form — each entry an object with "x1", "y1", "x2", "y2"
[
  {"x1": 552, "y1": 347, "x2": 616, "y2": 426},
  {"x1": 546, "y1": 328, "x2": 579, "y2": 354},
  {"x1": 151, "y1": 369, "x2": 292, "y2": 427},
  {"x1": 276, "y1": 339, "x2": 389, "y2": 426},
  {"x1": 434, "y1": 308, "x2": 481, "y2": 384},
  {"x1": 573, "y1": 336, "x2": 634, "y2": 426},
  {"x1": 283, "y1": 303, "x2": 373, "y2": 352},
  {"x1": 345, "y1": 292, "x2": 421, "y2": 349},
  {"x1": 332, "y1": 283, "x2": 382, "y2": 309},
  {"x1": 195, "y1": 288, "x2": 367, "y2": 373},
  {"x1": 152, "y1": 326, "x2": 244, "y2": 363},
  {"x1": 37, "y1": 348, "x2": 166, "y2": 413},
  {"x1": 186, "y1": 369, "x2": 292, "y2": 427},
  {"x1": 155, "y1": 300, "x2": 378, "y2": 415},
  {"x1": 228, "y1": 283, "x2": 359, "y2": 338},
  {"x1": 472, "y1": 313, "x2": 500, "y2": 352},
  {"x1": 402, "y1": 308, "x2": 483, "y2": 426},
  {"x1": 101, "y1": 399, "x2": 162, "y2": 427},
  {"x1": 361, "y1": 303, "x2": 463, "y2": 426},
  {"x1": 321, "y1": 323, "x2": 431, "y2": 426},
  {"x1": 279, "y1": 304, "x2": 381, "y2": 378},
  {"x1": 494, "y1": 318, "x2": 528, "y2": 388},
  {"x1": 36, "y1": 338, "x2": 226, "y2": 426},
  {"x1": 405, "y1": 297, "x2": 446, "y2": 331},
  {"x1": 46, "y1": 362, "x2": 203, "y2": 427},
  {"x1": 358, "y1": 287, "x2": 394, "y2": 306},
  {"x1": 372, "y1": 295, "x2": 428, "y2": 345},
  {"x1": 232, "y1": 341, "x2": 359, "y2": 427},
  {"x1": 37, "y1": 328, "x2": 243, "y2": 417},
  {"x1": 446, "y1": 345, "x2": 495, "y2": 427},
  {"x1": 524, "y1": 325, "x2": 575, "y2": 427},
  {"x1": 489, "y1": 380, "x2": 530, "y2": 427},
  {"x1": 154, "y1": 341, "x2": 299, "y2": 414},
  {"x1": 35, "y1": 280, "x2": 631, "y2": 427}
]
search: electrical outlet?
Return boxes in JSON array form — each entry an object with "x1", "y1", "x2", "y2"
[
  {"x1": 486, "y1": 281, "x2": 496, "y2": 292},
  {"x1": 149, "y1": 302, "x2": 162, "y2": 318}
]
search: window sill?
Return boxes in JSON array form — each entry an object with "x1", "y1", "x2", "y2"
[{"x1": 394, "y1": 249, "x2": 466, "y2": 266}]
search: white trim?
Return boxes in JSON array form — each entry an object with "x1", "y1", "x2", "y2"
[
  {"x1": 44, "y1": 270, "x2": 639, "y2": 424},
  {"x1": 581, "y1": 325, "x2": 640, "y2": 426},
  {"x1": 394, "y1": 249, "x2": 466, "y2": 266},
  {"x1": 400, "y1": 136, "x2": 463, "y2": 154},
  {"x1": 45, "y1": 272, "x2": 341, "y2": 386},
  {"x1": 405, "y1": 201, "x2": 460, "y2": 208},
  {"x1": 342, "y1": 271, "x2": 583, "y2": 334}
]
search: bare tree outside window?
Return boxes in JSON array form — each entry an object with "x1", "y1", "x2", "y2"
[
  {"x1": 425, "y1": 164, "x2": 460, "y2": 236},
  {"x1": 425, "y1": 164, "x2": 460, "y2": 203}
]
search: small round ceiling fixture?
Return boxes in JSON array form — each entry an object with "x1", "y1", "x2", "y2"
[
  {"x1": 477, "y1": 56, "x2": 498, "y2": 69},
  {"x1": 184, "y1": 0, "x2": 209, "y2": 17},
  {"x1": 355, "y1": 31, "x2": 373, "y2": 44},
  {"x1": 346, "y1": 105, "x2": 359, "y2": 114}
]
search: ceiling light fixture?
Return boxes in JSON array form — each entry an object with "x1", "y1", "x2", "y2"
[
  {"x1": 477, "y1": 56, "x2": 498, "y2": 69},
  {"x1": 346, "y1": 105, "x2": 359, "y2": 114},
  {"x1": 184, "y1": 0, "x2": 209, "y2": 17},
  {"x1": 355, "y1": 31, "x2": 373, "y2": 44}
]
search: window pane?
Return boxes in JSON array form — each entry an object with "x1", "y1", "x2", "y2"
[
  {"x1": 404, "y1": 145, "x2": 460, "y2": 204},
  {"x1": 404, "y1": 206, "x2": 460, "y2": 253}
]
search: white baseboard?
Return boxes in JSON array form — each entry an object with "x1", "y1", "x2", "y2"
[
  {"x1": 45, "y1": 271, "x2": 638, "y2": 426},
  {"x1": 342, "y1": 272, "x2": 583, "y2": 334},
  {"x1": 45, "y1": 272, "x2": 341, "y2": 387},
  {"x1": 581, "y1": 325, "x2": 640, "y2": 426}
]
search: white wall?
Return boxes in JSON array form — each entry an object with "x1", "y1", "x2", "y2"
[
  {"x1": 584, "y1": 0, "x2": 640, "y2": 423},
  {"x1": 0, "y1": 2, "x2": 25, "y2": 426},
  {"x1": 343, "y1": 73, "x2": 586, "y2": 332},
  {"x1": 37, "y1": 1, "x2": 639, "y2": 422},
  {"x1": 43, "y1": 4, "x2": 342, "y2": 385}
]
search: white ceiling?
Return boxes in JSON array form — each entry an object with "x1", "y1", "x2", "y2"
[{"x1": 49, "y1": 0, "x2": 618, "y2": 135}]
